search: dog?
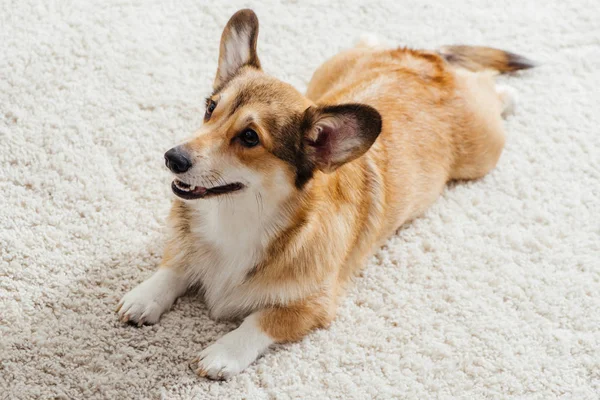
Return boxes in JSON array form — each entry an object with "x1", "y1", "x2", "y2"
[{"x1": 116, "y1": 9, "x2": 534, "y2": 379}]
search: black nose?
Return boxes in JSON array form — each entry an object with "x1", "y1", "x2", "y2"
[{"x1": 164, "y1": 147, "x2": 192, "y2": 174}]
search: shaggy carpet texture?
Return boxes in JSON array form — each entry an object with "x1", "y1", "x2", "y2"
[{"x1": 1, "y1": 0, "x2": 599, "y2": 398}]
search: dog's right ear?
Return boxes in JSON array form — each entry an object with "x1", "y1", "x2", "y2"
[{"x1": 214, "y1": 9, "x2": 261, "y2": 90}]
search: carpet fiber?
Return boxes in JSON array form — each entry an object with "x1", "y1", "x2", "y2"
[{"x1": 1, "y1": 1, "x2": 599, "y2": 398}]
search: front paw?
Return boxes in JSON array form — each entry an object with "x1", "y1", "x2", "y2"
[
  {"x1": 191, "y1": 341, "x2": 249, "y2": 380},
  {"x1": 116, "y1": 284, "x2": 165, "y2": 326},
  {"x1": 116, "y1": 269, "x2": 185, "y2": 325},
  {"x1": 190, "y1": 313, "x2": 274, "y2": 380}
]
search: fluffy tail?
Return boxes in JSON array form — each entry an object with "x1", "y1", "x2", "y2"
[{"x1": 438, "y1": 45, "x2": 536, "y2": 73}]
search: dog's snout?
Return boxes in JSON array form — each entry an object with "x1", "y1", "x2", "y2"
[{"x1": 164, "y1": 147, "x2": 192, "y2": 174}]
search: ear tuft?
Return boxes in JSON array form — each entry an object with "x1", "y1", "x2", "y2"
[
  {"x1": 303, "y1": 104, "x2": 382, "y2": 173},
  {"x1": 214, "y1": 9, "x2": 261, "y2": 90}
]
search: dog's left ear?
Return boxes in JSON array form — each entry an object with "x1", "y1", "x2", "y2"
[
  {"x1": 302, "y1": 104, "x2": 382, "y2": 173},
  {"x1": 214, "y1": 9, "x2": 261, "y2": 90}
]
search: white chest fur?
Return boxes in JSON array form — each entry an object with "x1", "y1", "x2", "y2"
[{"x1": 183, "y1": 188, "x2": 287, "y2": 319}]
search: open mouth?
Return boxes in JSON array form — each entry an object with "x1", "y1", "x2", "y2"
[{"x1": 171, "y1": 179, "x2": 244, "y2": 200}]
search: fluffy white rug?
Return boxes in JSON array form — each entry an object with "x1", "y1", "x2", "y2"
[{"x1": 1, "y1": 0, "x2": 599, "y2": 398}]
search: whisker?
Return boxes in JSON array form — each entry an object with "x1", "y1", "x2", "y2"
[
  {"x1": 207, "y1": 174, "x2": 216, "y2": 188},
  {"x1": 200, "y1": 174, "x2": 210, "y2": 188},
  {"x1": 212, "y1": 171, "x2": 231, "y2": 209},
  {"x1": 228, "y1": 186, "x2": 235, "y2": 212},
  {"x1": 212, "y1": 170, "x2": 227, "y2": 187},
  {"x1": 254, "y1": 193, "x2": 259, "y2": 216},
  {"x1": 255, "y1": 193, "x2": 263, "y2": 219},
  {"x1": 207, "y1": 174, "x2": 224, "y2": 207}
]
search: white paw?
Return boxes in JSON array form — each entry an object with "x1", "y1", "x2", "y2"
[
  {"x1": 496, "y1": 84, "x2": 518, "y2": 117},
  {"x1": 116, "y1": 268, "x2": 186, "y2": 325},
  {"x1": 191, "y1": 341, "x2": 248, "y2": 380},
  {"x1": 354, "y1": 32, "x2": 393, "y2": 49},
  {"x1": 117, "y1": 284, "x2": 166, "y2": 325},
  {"x1": 190, "y1": 313, "x2": 274, "y2": 380}
]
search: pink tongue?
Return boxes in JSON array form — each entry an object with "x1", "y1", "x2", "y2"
[{"x1": 191, "y1": 186, "x2": 207, "y2": 196}]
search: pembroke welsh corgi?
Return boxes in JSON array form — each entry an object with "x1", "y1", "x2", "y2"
[{"x1": 116, "y1": 9, "x2": 534, "y2": 379}]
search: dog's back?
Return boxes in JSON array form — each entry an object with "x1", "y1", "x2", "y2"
[{"x1": 306, "y1": 41, "x2": 533, "y2": 244}]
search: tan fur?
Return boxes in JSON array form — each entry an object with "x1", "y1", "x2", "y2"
[
  {"x1": 120, "y1": 10, "x2": 534, "y2": 378},
  {"x1": 256, "y1": 46, "x2": 519, "y2": 340}
]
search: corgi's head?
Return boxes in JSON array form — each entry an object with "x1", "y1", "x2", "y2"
[{"x1": 165, "y1": 9, "x2": 381, "y2": 205}]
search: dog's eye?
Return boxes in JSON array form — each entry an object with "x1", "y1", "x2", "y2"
[
  {"x1": 239, "y1": 129, "x2": 259, "y2": 148},
  {"x1": 205, "y1": 99, "x2": 217, "y2": 120}
]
